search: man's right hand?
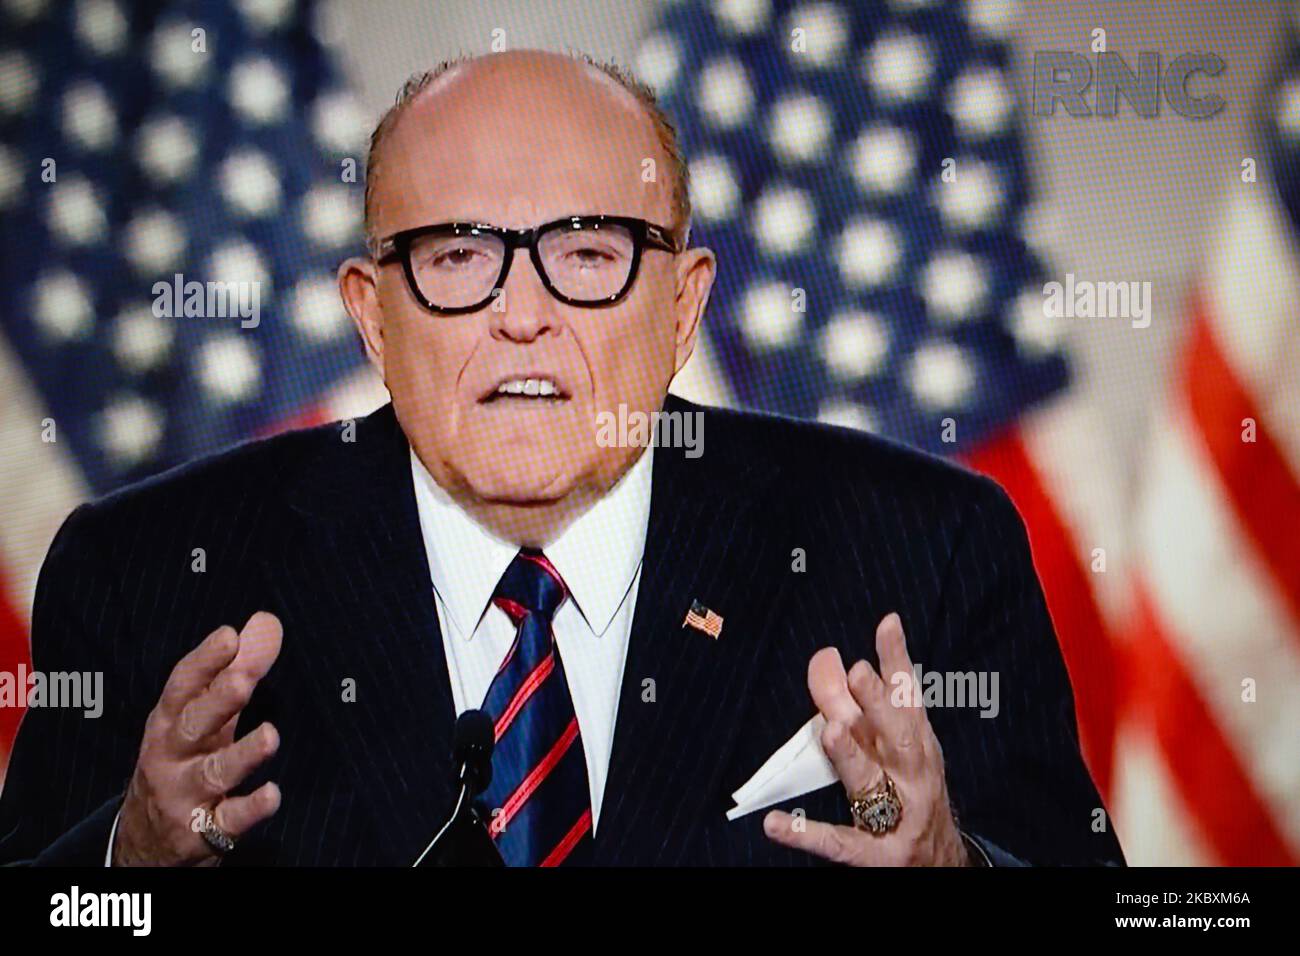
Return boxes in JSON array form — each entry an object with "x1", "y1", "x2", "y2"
[{"x1": 112, "y1": 611, "x2": 284, "y2": 866}]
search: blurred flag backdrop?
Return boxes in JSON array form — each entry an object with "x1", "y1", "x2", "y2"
[
  {"x1": 0, "y1": 0, "x2": 384, "y2": 777},
  {"x1": 0, "y1": 0, "x2": 1295, "y2": 865}
]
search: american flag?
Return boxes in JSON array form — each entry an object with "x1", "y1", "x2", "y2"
[
  {"x1": 1109, "y1": 34, "x2": 1300, "y2": 865},
  {"x1": 641, "y1": 0, "x2": 1298, "y2": 866},
  {"x1": 0, "y1": 0, "x2": 385, "y2": 781},
  {"x1": 683, "y1": 599, "x2": 724, "y2": 639}
]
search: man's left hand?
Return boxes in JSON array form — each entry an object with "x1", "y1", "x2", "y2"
[{"x1": 762, "y1": 612, "x2": 972, "y2": 866}]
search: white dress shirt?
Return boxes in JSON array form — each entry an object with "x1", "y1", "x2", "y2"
[
  {"x1": 105, "y1": 442, "x2": 654, "y2": 864},
  {"x1": 412, "y1": 444, "x2": 654, "y2": 833}
]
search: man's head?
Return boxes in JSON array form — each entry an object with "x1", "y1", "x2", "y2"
[{"x1": 339, "y1": 49, "x2": 715, "y2": 544}]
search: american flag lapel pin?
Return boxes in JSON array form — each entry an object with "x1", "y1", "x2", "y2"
[{"x1": 682, "y1": 599, "x2": 724, "y2": 639}]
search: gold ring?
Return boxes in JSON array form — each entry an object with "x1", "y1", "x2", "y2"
[
  {"x1": 848, "y1": 771, "x2": 902, "y2": 835},
  {"x1": 197, "y1": 806, "x2": 236, "y2": 854}
]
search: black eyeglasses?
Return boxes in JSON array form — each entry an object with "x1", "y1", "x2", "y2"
[{"x1": 372, "y1": 214, "x2": 682, "y2": 315}]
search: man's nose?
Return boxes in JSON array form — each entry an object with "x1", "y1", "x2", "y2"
[{"x1": 488, "y1": 249, "x2": 563, "y2": 343}]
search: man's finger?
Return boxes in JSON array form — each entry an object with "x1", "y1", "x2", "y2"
[
  {"x1": 191, "y1": 722, "x2": 280, "y2": 799},
  {"x1": 190, "y1": 711, "x2": 240, "y2": 754},
  {"x1": 211, "y1": 781, "x2": 282, "y2": 841},
  {"x1": 231, "y1": 612, "x2": 283, "y2": 684},
  {"x1": 846, "y1": 656, "x2": 925, "y2": 772},
  {"x1": 844, "y1": 656, "x2": 894, "y2": 742},
  {"x1": 172, "y1": 614, "x2": 283, "y2": 750},
  {"x1": 875, "y1": 613, "x2": 916, "y2": 699},
  {"x1": 762, "y1": 811, "x2": 869, "y2": 866},
  {"x1": 810, "y1": 647, "x2": 907, "y2": 774},
  {"x1": 205, "y1": 713, "x2": 239, "y2": 750},
  {"x1": 157, "y1": 626, "x2": 239, "y2": 719},
  {"x1": 820, "y1": 719, "x2": 882, "y2": 794},
  {"x1": 851, "y1": 618, "x2": 930, "y2": 772},
  {"x1": 807, "y1": 647, "x2": 864, "y2": 726},
  {"x1": 175, "y1": 664, "x2": 258, "y2": 749}
]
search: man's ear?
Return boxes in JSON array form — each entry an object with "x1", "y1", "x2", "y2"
[
  {"x1": 338, "y1": 256, "x2": 385, "y2": 376},
  {"x1": 671, "y1": 246, "x2": 717, "y2": 376}
]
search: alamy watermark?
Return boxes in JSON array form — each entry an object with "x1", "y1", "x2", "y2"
[
  {"x1": 152, "y1": 272, "x2": 261, "y2": 328},
  {"x1": 0, "y1": 665, "x2": 102, "y2": 718},
  {"x1": 50, "y1": 886, "x2": 150, "y2": 936},
  {"x1": 596, "y1": 404, "x2": 704, "y2": 458},
  {"x1": 890, "y1": 664, "x2": 1000, "y2": 718},
  {"x1": 1043, "y1": 273, "x2": 1151, "y2": 329}
]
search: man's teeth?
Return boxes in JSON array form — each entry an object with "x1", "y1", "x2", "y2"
[{"x1": 495, "y1": 378, "x2": 559, "y2": 397}]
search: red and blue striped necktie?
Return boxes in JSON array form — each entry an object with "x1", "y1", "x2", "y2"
[{"x1": 479, "y1": 548, "x2": 593, "y2": 866}]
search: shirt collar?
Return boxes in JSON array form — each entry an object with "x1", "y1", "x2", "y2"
[{"x1": 410, "y1": 444, "x2": 655, "y2": 640}]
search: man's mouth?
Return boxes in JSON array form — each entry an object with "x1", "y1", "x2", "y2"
[{"x1": 480, "y1": 376, "x2": 571, "y2": 403}]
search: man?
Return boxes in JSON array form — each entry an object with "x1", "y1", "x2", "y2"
[{"x1": 0, "y1": 50, "x2": 1123, "y2": 867}]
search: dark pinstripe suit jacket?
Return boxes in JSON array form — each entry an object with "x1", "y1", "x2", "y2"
[{"x1": 0, "y1": 395, "x2": 1123, "y2": 866}]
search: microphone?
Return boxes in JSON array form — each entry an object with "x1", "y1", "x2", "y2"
[
  {"x1": 453, "y1": 708, "x2": 494, "y2": 795},
  {"x1": 413, "y1": 710, "x2": 504, "y2": 867}
]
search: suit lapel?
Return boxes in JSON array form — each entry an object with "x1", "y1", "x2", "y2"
[
  {"x1": 594, "y1": 396, "x2": 795, "y2": 864},
  {"x1": 263, "y1": 404, "x2": 456, "y2": 864}
]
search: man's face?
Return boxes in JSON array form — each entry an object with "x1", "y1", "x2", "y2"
[{"x1": 346, "y1": 53, "x2": 714, "y2": 515}]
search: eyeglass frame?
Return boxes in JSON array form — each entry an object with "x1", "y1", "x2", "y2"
[{"x1": 371, "y1": 214, "x2": 683, "y2": 315}]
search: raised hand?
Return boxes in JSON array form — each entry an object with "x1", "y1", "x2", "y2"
[
  {"x1": 762, "y1": 613, "x2": 972, "y2": 867},
  {"x1": 111, "y1": 612, "x2": 283, "y2": 866}
]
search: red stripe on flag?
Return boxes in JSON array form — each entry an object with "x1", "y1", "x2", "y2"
[
  {"x1": 1124, "y1": 588, "x2": 1296, "y2": 865},
  {"x1": 1183, "y1": 298, "x2": 1300, "y2": 633},
  {"x1": 0, "y1": 567, "x2": 29, "y2": 770},
  {"x1": 255, "y1": 404, "x2": 333, "y2": 438},
  {"x1": 963, "y1": 428, "x2": 1116, "y2": 796}
]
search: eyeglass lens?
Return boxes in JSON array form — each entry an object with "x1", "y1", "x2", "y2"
[{"x1": 407, "y1": 222, "x2": 637, "y2": 309}]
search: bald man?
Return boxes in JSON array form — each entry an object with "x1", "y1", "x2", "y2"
[{"x1": 0, "y1": 51, "x2": 1123, "y2": 867}]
